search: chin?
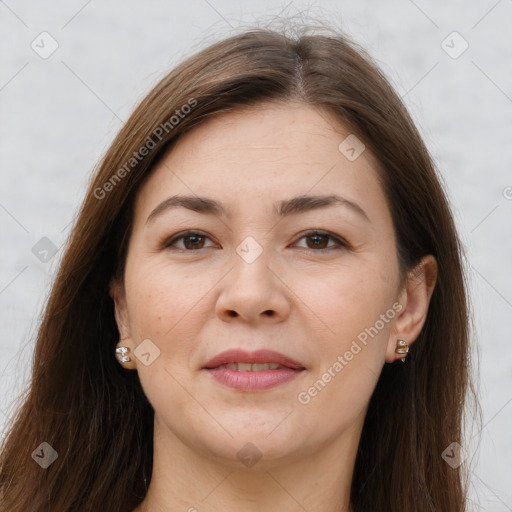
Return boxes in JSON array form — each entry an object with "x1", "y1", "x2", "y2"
[{"x1": 206, "y1": 436, "x2": 306, "y2": 471}]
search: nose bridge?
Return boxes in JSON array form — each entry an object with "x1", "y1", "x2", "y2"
[
  {"x1": 230, "y1": 233, "x2": 275, "y2": 293},
  {"x1": 235, "y1": 234, "x2": 266, "y2": 266},
  {"x1": 216, "y1": 233, "x2": 290, "y2": 321}
]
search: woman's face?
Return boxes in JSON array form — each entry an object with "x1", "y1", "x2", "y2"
[{"x1": 112, "y1": 102, "x2": 409, "y2": 468}]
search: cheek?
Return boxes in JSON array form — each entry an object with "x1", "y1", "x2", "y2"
[
  {"x1": 295, "y1": 264, "x2": 396, "y2": 404},
  {"x1": 123, "y1": 260, "x2": 225, "y2": 386},
  {"x1": 299, "y1": 260, "x2": 397, "y2": 343},
  {"x1": 124, "y1": 264, "x2": 210, "y2": 412},
  {"x1": 124, "y1": 259, "x2": 207, "y2": 336}
]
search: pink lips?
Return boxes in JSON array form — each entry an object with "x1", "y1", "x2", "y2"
[{"x1": 202, "y1": 349, "x2": 305, "y2": 391}]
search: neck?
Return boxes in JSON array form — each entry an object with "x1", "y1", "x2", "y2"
[{"x1": 133, "y1": 416, "x2": 360, "y2": 512}]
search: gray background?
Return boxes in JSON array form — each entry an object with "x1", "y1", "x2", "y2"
[{"x1": 1, "y1": 1, "x2": 511, "y2": 509}]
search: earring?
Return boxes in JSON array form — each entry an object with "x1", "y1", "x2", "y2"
[
  {"x1": 115, "y1": 346, "x2": 131, "y2": 364},
  {"x1": 395, "y1": 339, "x2": 409, "y2": 362}
]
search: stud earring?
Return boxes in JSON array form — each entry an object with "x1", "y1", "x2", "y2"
[
  {"x1": 395, "y1": 339, "x2": 409, "y2": 362},
  {"x1": 115, "y1": 346, "x2": 131, "y2": 364}
]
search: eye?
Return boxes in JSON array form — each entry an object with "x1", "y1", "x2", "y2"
[
  {"x1": 162, "y1": 230, "x2": 216, "y2": 251},
  {"x1": 162, "y1": 229, "x2": 348, "y2": 252},
  {"x1": 293, "y1": 230, "x2": 348, "y2": 251}
]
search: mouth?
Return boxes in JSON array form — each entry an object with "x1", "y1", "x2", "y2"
[
  {"x1": 211, "y1": 362, "x2": 293, "y2": 371},
  {"x1": 202, "y1": 349, "x2": 306, "y2": 391}
]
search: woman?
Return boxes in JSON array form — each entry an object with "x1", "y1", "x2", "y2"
[{"x1": 0, "y1": 25, "x2": 473, "y2": 511}]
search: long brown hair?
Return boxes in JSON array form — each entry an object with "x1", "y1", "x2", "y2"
[{"x1": 0, "y1": 24, "x2": 474, "y2": 511}]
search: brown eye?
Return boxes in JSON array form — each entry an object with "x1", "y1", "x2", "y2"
[
  {"x1": 163, "y1": 231, "x2": 215, "y2": 251},
  {"x1": 295, "y1": 231, "x2": 347, "y2": 251},
  {"x1": 182, "y1": 235, "x2": 206, "y2": 250},
  {"x1": 306, "y1": 234, "x2": 329, "y2": 249},
  {"x1": 163, "y1": 230, "x2": 347, "y2": 252}
]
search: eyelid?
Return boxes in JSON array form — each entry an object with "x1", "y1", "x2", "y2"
[{"x1": 162, "y1": 229, "x2": 349, "y2": 251}]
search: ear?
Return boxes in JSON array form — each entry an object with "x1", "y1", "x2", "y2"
[
  {"x1": 385, "y1": 255, "x2": 438, "y2": 363},
  {"x1": 109, "y1": 278, "x2": 137, "y2": 369}
]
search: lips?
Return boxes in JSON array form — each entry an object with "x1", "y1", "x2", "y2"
[
  {"x1": 202, "y1": 349, "x2": 305, "y2": 370},
  {"x1": 203, "y1": 349, "x2": 305, "y2": 391}
]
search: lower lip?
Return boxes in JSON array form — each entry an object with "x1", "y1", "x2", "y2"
[{"x1": 204, "y1": 368, "x2": 304, "y2": 391}]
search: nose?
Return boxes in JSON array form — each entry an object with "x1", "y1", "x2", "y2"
[{"x1": 215, "y1": 244, "x2": 291, "y2": 324}]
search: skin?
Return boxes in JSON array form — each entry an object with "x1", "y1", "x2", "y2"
[{"x1": 110, "y1": 101, "x2": 437, "y2": 512}]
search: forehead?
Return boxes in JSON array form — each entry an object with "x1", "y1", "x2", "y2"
[
  {"x1": 165, "y1": 102, "x2": 358, "y2": 166},
  {"x1": 134, "y1": 102, "x2": 388, "y2": 224}
]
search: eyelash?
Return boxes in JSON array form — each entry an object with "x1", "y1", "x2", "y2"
[{"x1": 161, "y1": 230, "x2": 349, "y2": 252}]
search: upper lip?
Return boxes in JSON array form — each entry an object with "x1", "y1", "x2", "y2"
[{"x1": 202, "y1": 349, "x2": 305, "y2": 370}]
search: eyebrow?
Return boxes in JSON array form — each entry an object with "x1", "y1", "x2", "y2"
[{"x1": 145, "y1": 193, "x2": 370, "y2": 225}]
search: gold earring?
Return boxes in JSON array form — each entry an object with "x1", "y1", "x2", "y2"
[{"x1": 395, "y1": 339, "x2": 409, "y2": 362}]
